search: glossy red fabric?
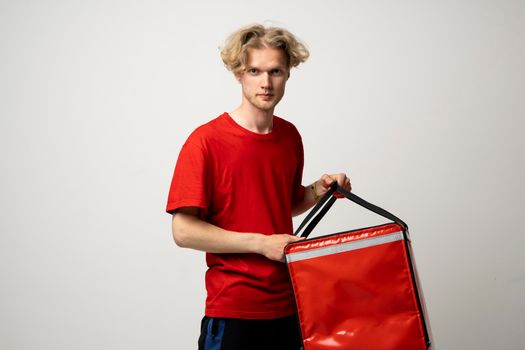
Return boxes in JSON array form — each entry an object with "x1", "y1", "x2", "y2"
[{"x1": 285, "y1": 223, "x2": 428, "y2": 350}]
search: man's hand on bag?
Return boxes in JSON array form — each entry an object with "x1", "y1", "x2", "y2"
[
  {"x1": 314, "y1": 173, "x2": 352, "y2": 199},
  {"x1": 258, "y1": 234, "x2": 304, "y2": 262}
]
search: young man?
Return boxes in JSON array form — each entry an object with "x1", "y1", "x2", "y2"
[{"x1": 166, "y1": 24, "x2": 351, "y2": 350}]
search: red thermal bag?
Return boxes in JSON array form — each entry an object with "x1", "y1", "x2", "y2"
[{"x1": 285, "y1": 184, "x2": 432, "y2": 350}]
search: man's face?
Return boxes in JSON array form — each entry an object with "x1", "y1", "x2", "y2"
[{"x1": 237, "y1": 47, "x2": 290, "y2": 112}]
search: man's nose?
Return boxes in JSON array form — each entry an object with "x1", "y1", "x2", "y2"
[{"x1": 261, "y1": 73, "x2": 272, "y2": 89}]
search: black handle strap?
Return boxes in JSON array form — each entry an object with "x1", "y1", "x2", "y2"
[
  {"x1": 295, "y1": 183, "x2": 408, "y2": 238},
  {"x1": 294, "y1": 183, "x2": 338, "y2": 237}
]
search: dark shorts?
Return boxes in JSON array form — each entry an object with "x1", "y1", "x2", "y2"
[{"x1": 197, "y1": 314, "x2": 303, "y2": 350}]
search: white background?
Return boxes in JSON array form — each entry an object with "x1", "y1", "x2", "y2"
[{"x1": 1, "y1": 0, "x2": 524, "y2": 349}]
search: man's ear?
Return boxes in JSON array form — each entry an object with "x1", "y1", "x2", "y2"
[{"x1": 235, "y1": 72, "x2": 242, "y2": 82}]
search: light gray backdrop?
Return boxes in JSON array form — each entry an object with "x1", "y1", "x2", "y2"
[{"x1": 1, "y1": 0, "x2": 524, "y2": 349}]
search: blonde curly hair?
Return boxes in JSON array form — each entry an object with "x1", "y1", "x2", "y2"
[{"x1": 220, "y1": 24, "x2": 310, "y2": 75}]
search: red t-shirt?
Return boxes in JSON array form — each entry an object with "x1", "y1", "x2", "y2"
[{"x1": 166, "y1": 112, "x2": 305, "y2": 319}]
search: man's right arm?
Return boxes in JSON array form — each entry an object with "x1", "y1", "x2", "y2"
[{"x1": 172, "y1": 207, "x2": 303, "y2": 262}]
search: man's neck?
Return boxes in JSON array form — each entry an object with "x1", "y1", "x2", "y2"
[{"x1": 229, "y1": 103, "x2": 274, "y2": 134}]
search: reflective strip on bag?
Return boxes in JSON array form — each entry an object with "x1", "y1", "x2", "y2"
[{"x1": 286, "y1": 231, "x2": 404, "y2": 263}]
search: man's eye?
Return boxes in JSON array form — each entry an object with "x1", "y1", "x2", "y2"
[
  {"x1": 248, "y1": 68, "x2": 258, "y2": 74},
  {"x1": 271, "y1": 69, "x2": 282, "y2": 76}
]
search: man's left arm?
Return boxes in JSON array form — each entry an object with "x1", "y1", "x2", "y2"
[{"x1": 292, "y1": 173, "x2": 351, "y2": 216}]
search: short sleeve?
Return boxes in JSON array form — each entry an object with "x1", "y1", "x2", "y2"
[{"x1": 165, "y1": 141, "x2": 210, "y2": 215}]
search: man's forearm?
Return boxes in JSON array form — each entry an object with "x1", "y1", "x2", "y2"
[
  {"x1": 172, "y1": 211, "x2": 303, "y2": 261},
  {"x1": 292, "y1": 174, "x2": 351, "y2": 217},
  {"x1": 291, "y1": 183, "x2": 318, "y2": 216},
  {"x1": 172, "y1": 212, "x2": 263, "y2": 254}
]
